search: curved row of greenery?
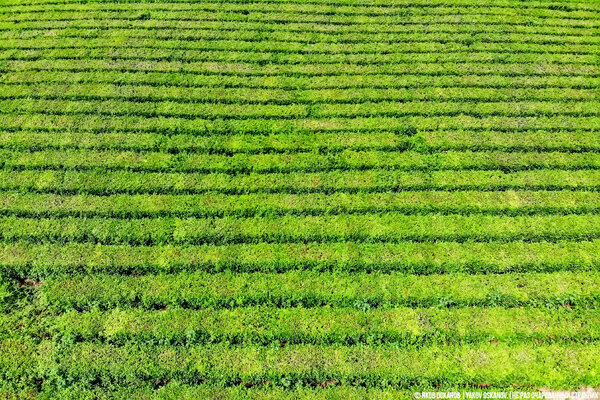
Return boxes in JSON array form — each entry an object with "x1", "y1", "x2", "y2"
[
  {"x1": 3, "y1": 58, "x2": 599, "y2": 76},
  {"x1": 3, "y1": 214, "x2": 600, "y2": 245},
  {"x1": 3, "y1": 149, "x2": 600, "y2": 173},
  {"x1": 6, "y1": 29, "x2": 600, "y2": 48},
  {"x1": 2, "y1": 340, "x2": 599, "y2": 391},
  {"x1": 2, "y1": 114, "x2": 598, "y2": 134},
  {"x1": 1, "y1": 130, "x2": 599, "y2": 153},
  {"x1": 3, "y1": 241, "x2": 600, "y2": 276},
  {"x1": 0, "y1": 386, "x2": 515, "y2": 400},
  {"x1": 7, "y1": 20, "x2": 600, "y2": 40},
  {"x1": 3, "y1": 84, "x2": 598, "y2": 105},
  {"x1": 3, "y1": 1, "x2": 599, "y2": 19},
  {"x1": 3, "y1": 0, "x2": 597, "y2": 10},
  {"x1": 423, "y1": 130, "x2": 600, "y2": 152},
  {"x1": 40, "y1": 271, "x2": 600, "y2": 310},
  {"x1": 3, "y1": 191, "x2": 600, "y2": 218},
  {"x1": 2, "y1": 304, "x2": 595, "y2": 346},
  {"x1": 3, "y1": 38, "x2": 600, "y2": 56},
  {"x1": 2, "y1": 20, "x2": 597, "y2": 36},
  {"x1": 5, "y1": 3, "x2": 596, "y2": 17},
  {"x1": 4, "y1": 169, "x2": 600, "y2": 195},
  {"x1": 5, "y1": 71, "x2": 600, "y2": 88},
  {"x1": 3, "y1": 49, "x2": 597, "y2": 65},
  {"x1": 5, "y1": 8, "x2": 600, "y2": 26},
  {"x1": 50, "y1": 307, "x2": 600, "y2": 346},
  {"x1": 0, "y1": 130, "x2": 417, "y2": 153},
  {"x1": 4, "y1": 99, "x2": 600, "y2": 119}
]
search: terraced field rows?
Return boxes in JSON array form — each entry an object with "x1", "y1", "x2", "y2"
[{"x1": 0, "y1": 0, "x2": 600, "y2": 398}]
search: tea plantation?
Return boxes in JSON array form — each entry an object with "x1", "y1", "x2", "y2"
[{"x1": 0, "y1": 0, "x2": 599, "y2": 398}]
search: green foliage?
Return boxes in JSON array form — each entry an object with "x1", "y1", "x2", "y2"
[
  {"x1": 1, "y1": 0, "x2": 599, "y2": 396},
  {"x1": 3, "y1": 240, "x2": 600, "y2": 277},
  {"x1": 30, "y1": 343, "x2": 600, "y2": 389},
  {"x1": 32, "y1": 385, "x2": 419, "y2": 400},
  {"x1": 3, "y1": 148, "x2": 600, "y2": 173},
  {"x1": 3, "y1": 214, "x2": 600, "y2": 245},
  {"x1": 3, "y1": 169, "x2": 600, "y2": 195},
  {"x1": 41, "y1": 271, "x2": 600, "y2": 310},
  {"x1": 51, "y1": 307, "x2": 600, "y2": 346},
  {"x1": 0, "y1": 274, "x2": 15, "y2": 310},
  {"x1": 3, "y1": 190, "x2": 600, "y2": 218}
]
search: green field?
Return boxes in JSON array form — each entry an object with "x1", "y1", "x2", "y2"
[{"x1": 1, "y1": 0, "x2": 600, "y2": 398}]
